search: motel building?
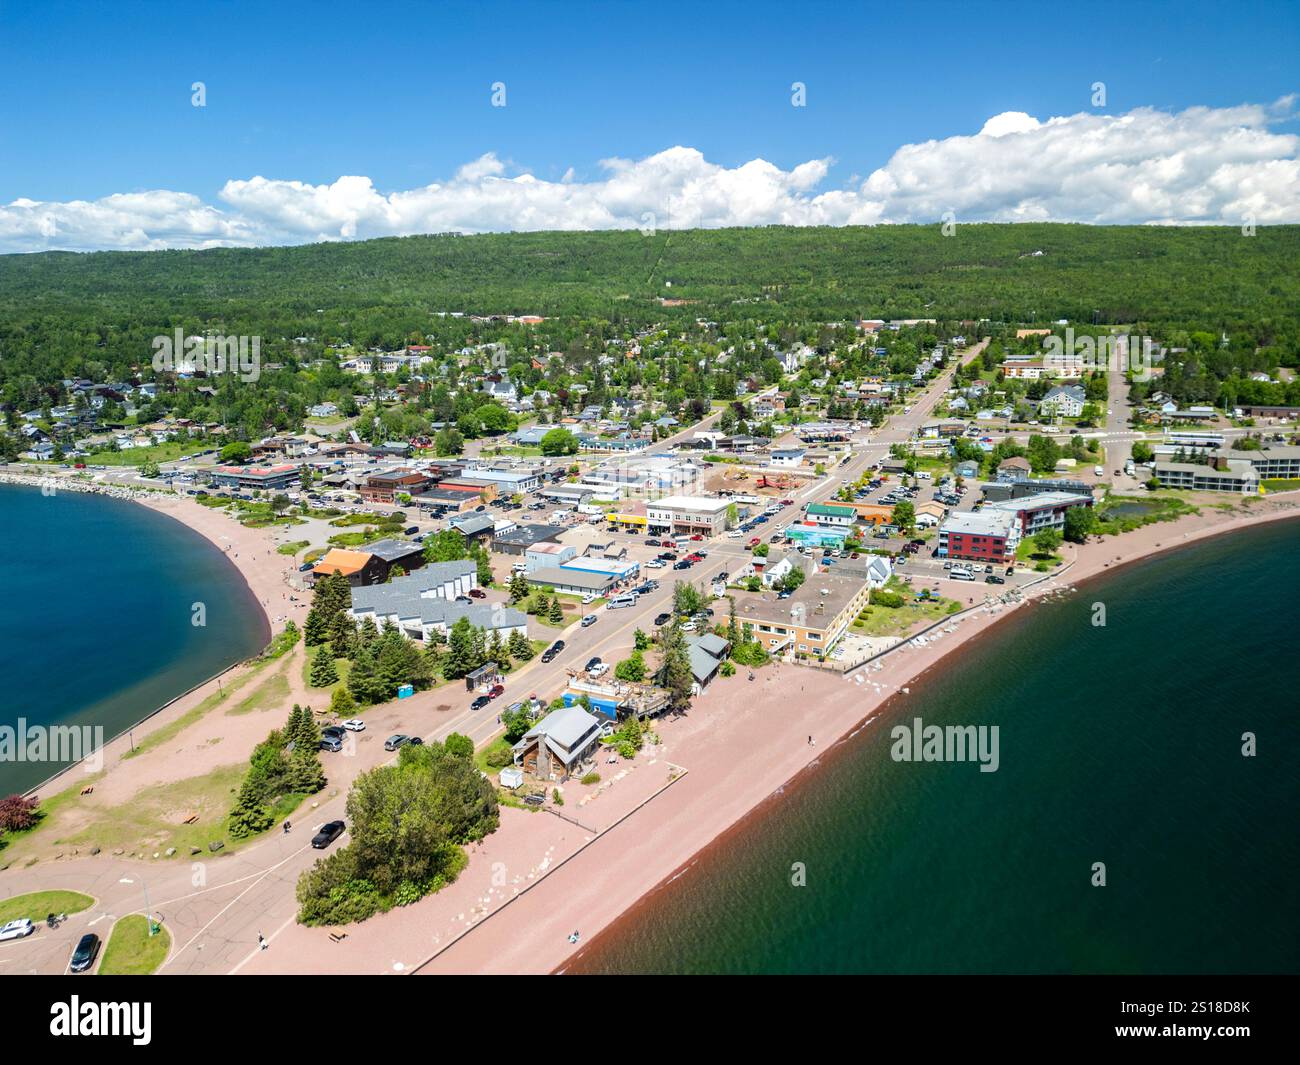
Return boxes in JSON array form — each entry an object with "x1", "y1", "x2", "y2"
[
  {"x1": 936, "y1": 510, "x2": 1021, "y2": 563},
  {"x1": 645, "y1": 495, "x2": 733, "y2": 537}
]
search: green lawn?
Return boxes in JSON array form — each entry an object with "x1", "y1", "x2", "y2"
[
  {"x1": 277, "y1": 540, "x2": 311, "y2": 555},
  {"x1": 227, "y1": 665, "x2": 291, "y2": 715},
  {"x1": 98, "y1": 914, "x2": 172, "y2": 975},
  {"x1": 82, "y1": 441, "x2": 209, "y2": 467},
  {"x1": 0, "y1": 890, "x2": 95, "y2": 925}
]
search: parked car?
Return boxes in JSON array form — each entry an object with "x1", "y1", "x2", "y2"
[
  {"x1": 690, "y1": 533, "x2": 704, "y2": 541},
  {"x1": 384, "y1": 734, "x2": 412, "y2": 751},
  {"x1": 748, "y1": 537, "x2": 761, "y2": 547},
  {"x1": 581, "y1": 593, "x2": 597, "y2": 605},
  {"x1": 645, "y1": 538, "x2": 660, "y2": 546},
  {"x1": 454, "y1": 595, "x2": 472, "y2": 604},
  {"x1": 985, "y1": 575, "x2": 1006, "y2": 584},
  {"x1": 581, "y1": 613, "x2": 598, "y2": 627},
  {"x1": 0, "y1": 919, "x2": 35, "y2": 942},
  {"x1": 468, "y1": 588, "x2": 487, "y2": 599},
  {"x1": 487, "y1": 683, "x2": 505, "y2": 699},
  {"x1": 342, "y1": 719, "x2": 365, "y2": 732},
  {"x1": 470, "y1": 695, "x2": 491, "y2": 711},
  {"x1": 673, "y1": 560, "x2": 691, "y2": 570},
  {"x1": 646, "y1": 558, "x2": 665, "y2": 568},
  {"x1": 654, "y1": 612, "x2": 672, "y2": 626},
  {"x1": 298, "y1": 561, "x2": 314, "y2": 572},
  {"x1": 311, "y1": 820, "x2": 346, "y2": 849},
  {"x1": 69, "y1": 933, "x2": 100, "y2": 973}
]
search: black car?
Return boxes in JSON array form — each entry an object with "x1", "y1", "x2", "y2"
[
  {"x1": 584, "y1": 656, "x2": 603, "y2": 673},
  {"x1": 311, "y1": 820, "x2": 346, "y2": 849},
  {"x1": 654, "y1": 612, "x2": 672, "y2": 626},
  {"x1": 658, "y1": 552, "x2": 677, "y2": 561},
  {"x1": 319, "y1": 734, "x2": 343, "y2": 753},
  {"x1": 540, "y1": 640, "x2": 565, "y2": 663},
  {"x1": 985, "y1": 575, "x2": 1006, "y2": 584},
  {"x1": 69, "y1": 933, "x2": 100, "y2": 973},
  {"x1": 673, "y1": 560, "x2": 691, "y2": 570},
  {"x1": 470, "y1": 695, "x2": 491, "y2": 711}
]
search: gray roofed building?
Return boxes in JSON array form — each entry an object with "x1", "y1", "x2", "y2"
[
  {"x1": 491, "y1": 523, "x2": 566, "y2": 555},
  {"x1": 448, "y1": 512, "x2": 496, "y2": 539},
  {"x1": 349, "y1": 563, "x2": 526, "y2": 643},
  {"x1": 525, "y1": 566, "x2": 618, "y2": 594},
  {"x1": 362, "y1": 538, "x2": 426, "y2": 564},
  {"x1": 512, "y1": 705, "x2": 604, "y2": 780}
]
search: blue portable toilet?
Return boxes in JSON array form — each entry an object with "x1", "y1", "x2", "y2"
[{"x1": 397, "y1": 683, "x2": 414, "y2": 699}]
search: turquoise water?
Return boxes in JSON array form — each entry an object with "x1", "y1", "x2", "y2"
[
  {"x1": 0, "y1": 484, "x2": 269, "y2": 795},
  {"x1": 572, "y1": 518, "x2": 1300, "y2": 974}
]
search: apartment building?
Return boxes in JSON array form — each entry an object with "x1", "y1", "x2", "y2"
[{"x1": 737, "y1": 574, "x2": 873, "y2": 661}]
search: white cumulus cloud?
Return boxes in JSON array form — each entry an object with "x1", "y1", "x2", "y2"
[{"x1": 1, "y1": 98, "x2": 1296, "y2": 252}]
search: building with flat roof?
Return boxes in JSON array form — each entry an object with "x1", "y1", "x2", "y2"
[
  {"x1": 525, "y1": 566, "x2": 620, "y2": 596},
  {"x1": 736, "y1": 574, "x2": 873, "y2": 661},
  {"x1": 208, "y1": 464, "x2": 299, "y2": 491},
  {"x1": 646, "y1": 495, "x2": 733, "y2": 537},
  {"x1": 524, "y1": 540, "x2": 575, "y2": 573},
  {"x1": 459, "y1": 466, "x2": 544, "y2": 494},
  {"x1": 361, "y1": 469, "x2": 430, "y2": 503},
  {"x1": 491, "y1": 522, "x2": 566, "y2": 556},
  {"x1": 1153, "y1": 460, "x2": 1259, "y2": 494},
  {"x1": 980, "y1": 492, "x2": 1093, "y2": 535},
  {"x1": 558, "y1": 556, "x2": 639, "y2": 582},
  {"x1": 937, "y1": 510, "x2": 1021, "y2": 562}
]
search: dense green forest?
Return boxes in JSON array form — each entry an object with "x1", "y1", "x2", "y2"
[
  {"x1": 1, "y1": 225, "x2": 1297, "y2": 430},
  {"x1": 2, "y1": 223, "x2": 1297, "y2": 330}
]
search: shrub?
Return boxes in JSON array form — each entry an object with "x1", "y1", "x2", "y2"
[{"x1": 580, "y1": 772, "x2": 601, "y2": 786}]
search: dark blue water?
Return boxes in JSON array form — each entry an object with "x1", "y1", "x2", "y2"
[
  {"x1": 0, "y1": 484, "x2": 269, "y2": 794},
  {"x1": 571, "y1": 518, "x2": 1300, "y2": 974}
]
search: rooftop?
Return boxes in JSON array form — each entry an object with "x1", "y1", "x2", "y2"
[{"x1": 736, "y1": 573, "x2": 870, "y2": 632}]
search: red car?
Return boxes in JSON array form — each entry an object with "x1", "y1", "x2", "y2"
[
  {"x1": 487, "y1": 683, "x2": 505, "y2": 699},
  {"x1": 685, "y1": 553, "x2": 703, "y2": 563},
  {"x1": 468, "y1": 588, "x2": 487, "y2": 599},
  {"x1": 780, "y1": 498, "x2": 794, "y2": 506},
  {"x1": 748, "y1": 537, "x2": 761, "y2": 547},
  {"x1": 690, "y1": 533, "x2": 704, "y2": 541}
]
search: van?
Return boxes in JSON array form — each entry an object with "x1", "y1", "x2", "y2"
[
  {"x1": 608, "y1": 593, "x2": 638, "y2": 609},
  {"x1": 950, "y1": 566, "x2": 975, "y2": 581}
]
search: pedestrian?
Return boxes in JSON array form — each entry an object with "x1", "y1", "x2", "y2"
[
  {"x1": 808, "y1": 735, "x2": 814, "y2": 746},
  {"x1": 258, "y1": 932, "x2": 267, "y2": 951}
]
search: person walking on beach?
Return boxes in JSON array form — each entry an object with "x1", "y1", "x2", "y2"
[
  {"x1": 257, "y1": 931, "x2": 267, "y2": 951},
  {"x1": 808, "y1": 735, "x2": 814, "y2": 746}
]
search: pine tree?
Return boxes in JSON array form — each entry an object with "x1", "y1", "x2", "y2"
[
  {"x1": 547, "y1": 597, "x2": 564, "y2": 625},
  {"x1": 310, "y1": 648, "x2": 339, "y2": 687},
  {"x1": 471, "y1": 626, "x2": 488, "y2": 670},
  {"x1": 444, "y1": 617, "x2": 476, "y2": 679},
  {"x1": 329, "y1": 685, "x2": 356, "y2": 717},
  {"x1": 508, "y1": 629, "x2": 534, "y2": 661},
  {"x1": 487, "y1": 628, "x2": 505, "y2": 667},
  {"x1": 357, "y1": 616, "x2": 380, "y2": 651},
  {"x1": 286, "y1": 744, "x2": 327, "y2": 794},
  {"x1": 228, "y1": 776, "x2": 274, "y2": 839},
  {"x1": 304, "y1": 607, "x2": 329, "y2": 647},
  {"x1": 348, "y1": 647, "x2": 385, "y2": 705}
]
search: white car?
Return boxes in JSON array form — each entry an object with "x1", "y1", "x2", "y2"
[
  {"x1": 0, "y1": 919, "x2": 35, "y2": 942},
  {"x1": 581, "y1": 593, "x2": 597, "y2": 605},
  {"x1": 726, "y1": 530, "x2": 743, "y2": 539},
  {"x1": 342, "y1": 719, "x2": 366, "y2": 732},
  {"x1": 645, "y1": 558, "x2": 666, "y2": 568}
]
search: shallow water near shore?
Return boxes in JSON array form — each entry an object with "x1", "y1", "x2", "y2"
[
  {"x1": 572, "y1": 518, "x2": 1300, "y2": 974},
  {"x1": 0, "y1": 484, "x2": 269, "y2": 795}
]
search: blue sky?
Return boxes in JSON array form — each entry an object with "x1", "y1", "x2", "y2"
[{"x1": 0, "y1": 0, "x2": 1296, "y2": 249}]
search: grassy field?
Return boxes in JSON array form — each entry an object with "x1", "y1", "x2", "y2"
[
  {"x1": 99, "y1": 914, "x2": 172, "y2": 975},
  {"x1": 227, "y1": 664, "x2": 291, "y2": 715},
  {"x1": 121, "y1": 661, "x2": 263, "y2": 760},
  {"x1": 851, "y1": 579, "x2": 961, "y2": 637},
  {"x1": 0, "y1": 890, "x2": 95, "y2": 924},
  {"x1": 81, "y1": 441, "x2": 208, "y2": 466},
  {"x1": 277, "y1": 540, "x2": 311, "y2": 555}
]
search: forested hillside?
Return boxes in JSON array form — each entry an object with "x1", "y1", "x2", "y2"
[{"x1": 1, "y1": 224, "x2": 1297, "y2": 395}]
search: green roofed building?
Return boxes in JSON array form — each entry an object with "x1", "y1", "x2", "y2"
[{"x1": 805, "y1": 503, "x2": 856, "y2": 529}]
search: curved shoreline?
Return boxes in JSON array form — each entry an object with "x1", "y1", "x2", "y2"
[
  {"x1": 1, "y1": 473, "x2": 297, "y2": 801},
  {"x1": 552, "y1": 503, "x2": 1300, "y2": 974}
]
